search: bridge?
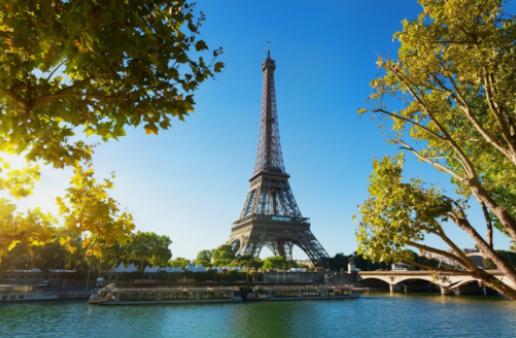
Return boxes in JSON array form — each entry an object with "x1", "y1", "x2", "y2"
[{"x1": 358, "y1": 270, "x2": 513, "y2": 295}]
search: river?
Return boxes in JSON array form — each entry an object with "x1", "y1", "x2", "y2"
[{"x1": 0, "y1": 294, "x2": 515, "y2": 337}]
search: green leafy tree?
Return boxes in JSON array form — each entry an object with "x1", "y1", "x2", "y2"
[
  {"x1": 195, "y1": 249, "x2": 212, "y2": 267},
  {"x1": 351, "y1": 253, "x2": 387, "y2": 272},
  {"x1": 211, "y1": 245, "x2": 235, "y2": 267},
  {"x1": 230, "y1": 255, "x2": 263, "y2": 270},
  {"x1": 56, "y1": 163, "x2": 135, "y2": 272},
  {"x1": 358, "y1": 0, "x2": 516, "y2": 299},
  {"x1": 0, "y1": 0, "x2": 223, "y2": 168},
  {"x1": 358, "y1": 157, "x2": 516, "y2": 298},
  {"x1": 0, "y1": 198, "x2": 55, "y2": 267},
  {"x1": 0, "y1": 157, "x2": 40, "y2": 198},
  {"x1": 170, "y1": 257, "x2": 190, "y2": 269},
  {"x1": 324, "y1": 253, "x2": 350, "y2": 272},
  {"x1": 262, "y1": 256, "x2": 288, "y2": 271},
  {"x1": 125, "y1": 231, "x2": 172, "y2": 271}
]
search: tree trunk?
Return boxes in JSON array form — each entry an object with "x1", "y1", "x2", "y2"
[
  {"x1": 434, "y1": 223, "x2": 516, "y2": 299},
  {"x1": 475, "y1": 269, "x2": 516, "y2": 300},
  {"x1": 481, "y1": 202, "x2": 494, "y2": 249},
  {"x1": 452, "y1": 214, "x2": 516, "y2": 289},
  {"x1": 468, "y1": 178, "x2": 516, "y2": 242}
]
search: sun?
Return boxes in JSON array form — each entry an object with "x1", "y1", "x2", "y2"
[{"x1": 0, "y1": 151, "x2": 30, "y2": 170}]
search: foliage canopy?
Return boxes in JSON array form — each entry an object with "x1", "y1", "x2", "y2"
[
  {"x1": 358, "y1": 0, "x2": 516, "y2": 298},
  {"x1": 0, "y1": 0, "x2": 223, "y2": 167}
]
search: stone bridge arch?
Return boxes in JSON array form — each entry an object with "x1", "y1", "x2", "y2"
[
  {"x1": 358, "y1": 276, "x2": 392, "y2": 290},
  {"x1": 358, "y1": 270, "x2": 511, "y2": 295},
  {"x1": 360, "y1": 274, "x2": 444, "y2": 293}
]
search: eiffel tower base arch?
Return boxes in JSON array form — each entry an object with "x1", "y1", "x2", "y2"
[{"x1": 229, "y1": 216, "x2": 328, "y2": 265}]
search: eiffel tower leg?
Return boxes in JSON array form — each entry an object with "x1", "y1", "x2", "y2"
[
  {"x1": 241, "y1": 240, "x2": 263, "y2": 258},
  {"x1": 285, "y1": 242, "x2": 293, "y2": 261},
  {"x1": 298, "y1": 236, "x2": 329, "y2": 266},
  {"x1": 276, "y1": 240, "x2": 286, "y2": 258}
]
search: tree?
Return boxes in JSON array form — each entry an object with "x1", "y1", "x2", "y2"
[
  {"x1": 0, "y1": 157, "x2": 40, "y2": 198},
  {"x1": 125, "y1": 231, "x2": 172, "y2": 271},
  {"x1": 210, "y1": 245, "x2": 235, "y2": 267},
  {"x1": 170, "y1": 257, "x2": 190, "y2": 269},
  {"x1": 262, "y1": 256, "x2": 288, "y2": 271},
  {"x1": 358, "y1": 157, "x2": 516, "y2": 298},
  {"x1": 324, "y1": 253, "x2": 350, "y2": 272},
  {"x1": 230, "y1": 255, "x2": 263, "y2": 270},
  {"x1": 56, "y1": 163, "x2": 135, "y2": 271},
  {"x1": 195, "y1": 249, "x2": 212, "y2": 267},
  {"x1": 357, "y1": 0, "x2": 516, "y2": 299},
  {"x1": 0, "y1": 198, "x2": 55, "y2": 267},
  {"x1": 0, "y1": 0, "x2": 223, "y2": 168}
]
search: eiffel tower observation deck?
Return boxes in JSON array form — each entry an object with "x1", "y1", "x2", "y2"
[{"x1": 228, "y1": 51, "x2": 329, "y2": 265}]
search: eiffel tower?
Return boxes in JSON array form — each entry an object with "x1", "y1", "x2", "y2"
[{"x1": 228, "y1": 51, "x2": 329, "y2": 265}]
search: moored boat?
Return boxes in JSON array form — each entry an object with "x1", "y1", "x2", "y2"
[
  {"x1": 0, "y1": 285, "x2": 59, "y2": 302},
  {"x1": 246, "y1": 285, "x2": 358, "y2": 301},
  {"x1": 88, "y1": 283, "x2": 358, "y2": 305},
  {"x1": 88, "y1": 284, "x2": 242, "y2": 305}
]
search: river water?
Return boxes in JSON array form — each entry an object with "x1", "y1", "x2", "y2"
[{"x1": 0, "y1": 294, "x2": 515, "y2": 337}]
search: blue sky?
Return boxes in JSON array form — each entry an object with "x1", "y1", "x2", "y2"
[{"x1": 11, "y1": 0, "x2": 513, "y2": 259}]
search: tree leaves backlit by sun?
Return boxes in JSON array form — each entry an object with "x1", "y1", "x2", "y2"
[
  {"x1": 56, "y1": 162, "x2": 135, "y2": 267},
  {"x1": 0, "y1": 0, "x2": 223, "y2": 168},
  {"x1": 0, "y1": 1, "x2": 214, "y2": 271}
]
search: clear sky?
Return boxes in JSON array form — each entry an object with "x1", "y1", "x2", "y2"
[{"x1": 9, "y1": 0, "x2": 513, "y2": 259}]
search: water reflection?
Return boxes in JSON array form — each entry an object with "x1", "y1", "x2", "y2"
[{"x1": 0, "y1": 296, "x2": 515, "y2": 338}]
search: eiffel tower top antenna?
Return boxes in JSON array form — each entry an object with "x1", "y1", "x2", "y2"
[{"x1": 254, "y1": 41, "x2": 284, "y2": 174}]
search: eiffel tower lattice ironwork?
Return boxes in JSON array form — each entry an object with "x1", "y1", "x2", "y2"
[{"x1": 228, "y1": 51, "x2": 329, "y2": 265}]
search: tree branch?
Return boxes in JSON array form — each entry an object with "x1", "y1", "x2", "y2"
[
  {"x1": 405, "y1": 240, "x2": 465, "y2": 267},
  {"x1": 0, "y1": 88, "x2": 28, "y2": 110},
  {"x1": 403, "y1": 257, "x2": 465, "y2": 274},
  {"x1": 481, "y1": 202, "x2": 494, "y2": 249},
  {"x1": 432, "y1": 73, "x2": 514, "y2": 165},
  {"x1": 372, "y1": 108, "x2": 447, "y2": 141},
  {"x1": 46, "y1": 58, "x2": 68, "y2": 82},
  {"x1": 482, "y1": 65, "x2": 516, "y2": 162},
  {"x1": 447, "y1": 210, "x2": 516, "y2": 286},
  {"x1": 433, "y1": 225, "x2": 481, "y2": 272},
  {"x1": 395, "y1": 139, "x2": 464, "y2": 181},
  {"x1": 388, "y1": 64, "x2": 477, "y2": 178}
]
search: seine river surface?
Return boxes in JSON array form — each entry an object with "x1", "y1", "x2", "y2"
[{"x1": 1, "y1": 294, "x2": 515, "y2": 338}]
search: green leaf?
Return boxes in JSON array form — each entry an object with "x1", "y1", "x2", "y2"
[
  {"x1": 195, "y1": 40, "x2": 208, "y2": 51},
  {"x1": 214, "y1": 61, "x2": 224, "y2": 73}
]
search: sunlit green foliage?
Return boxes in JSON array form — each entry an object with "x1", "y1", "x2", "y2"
[
  {"x1": 0, "y1": 156, "x2": 40, "y2": 198},
  {"x1": 195, "y1": 249, "x2": 212, "y2": 267},
  {"x1": 0, "y1": 198, "x2": 55, "y2": 264},
  {"x1": 125, "y1": 231, "x2": 172, "y2": 271},
  {"x1": 210, "y1": 245, "x2": 236, "y2": 267},
  {"x1": 56, "y1": 163, "x2": 135, "y2": 265},
  {"x1": 357, "y1": 156, "x2": 453, "y2": 262},
  {"x1": 169, "y1": 257, "x2": 190, "y2": 269},
  {"x1": 361, "y1": 0, "x2": 515, "y2": 236},
  {"x1": 230, "y1": 255, "x2": 263, "y2": 270},
  {"x1": 358, "y1": 0, "x2": 516, "y2": 298},
  {"x1": 262, "y1": 256, "x2": 288, "y2": 271},
  {"x1": 0, "y1": 0, "x2": 223, "y2": 168}
]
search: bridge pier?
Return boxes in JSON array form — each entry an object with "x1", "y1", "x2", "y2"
[
  {"x1": 440, "y1": 286, "x2": 448, "y2": 295},
  {"x1": 389, "y1": 284, "x2": 394, "y2": 294}
]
